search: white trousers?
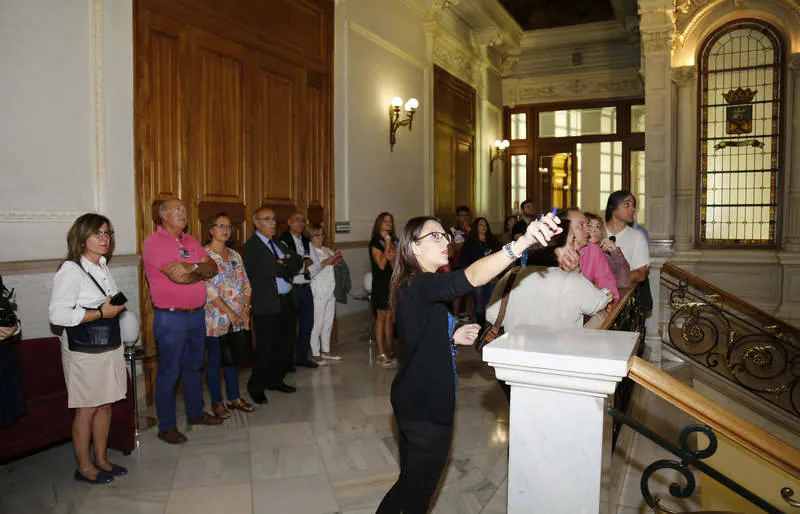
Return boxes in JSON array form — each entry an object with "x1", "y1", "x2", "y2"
[{"x1": 310, "y1": 289, "x2": 336, "y2": 356}]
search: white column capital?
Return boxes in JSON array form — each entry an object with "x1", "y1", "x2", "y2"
[
  {"x1": 483, "y1": 326, "x2": 639, "y2": 397},
  {"x1": 484, "y1": 326, "x2": 639, "y2": 513},
  {"x1": 790, "y1": 53, "x2": 800, "y2": 72},
  {"x1": 671, "y1": 66, "x2": 697, "y2": 87}
]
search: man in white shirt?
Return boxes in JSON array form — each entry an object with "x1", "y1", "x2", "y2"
[
  {"x1": 605, "y1": 191, "x2": 649, "y2": 284},
  {"x1": 279, "y1": 212, "x2": 321, "y2": 369}
]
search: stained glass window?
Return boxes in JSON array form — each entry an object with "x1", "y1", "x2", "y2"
[{"x1": 698, "y1": 22, "x2": 783, "y2": 246}]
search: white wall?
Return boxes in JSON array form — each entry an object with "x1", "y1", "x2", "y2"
[
  {"x1": 0, "y1": 0, "x2": 137, "y2": 338},
  {"x1": 333, "y1": 0, "x2": 430, "y2": 317}
]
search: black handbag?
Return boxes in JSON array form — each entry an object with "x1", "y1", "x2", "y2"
[
  {"x1": 65, "y1": 267, "x2": 121, "y2": 353},
  {"x1": 220, "y1": 326, "x2": 253, "y2": 367}
]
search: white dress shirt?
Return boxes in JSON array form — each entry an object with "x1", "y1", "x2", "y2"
[
  {"x1": 49, "y1": 256, "x2": 119, "y2": 328},
  {"x1": 290, "y1": 234, "x2": 320, "y2": 285},
  {"x1": 607, "y1": 225, "x2": 650, "y2": 271}
]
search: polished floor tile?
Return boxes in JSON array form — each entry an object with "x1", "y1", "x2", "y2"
[
  {"x1": 0, "y1": 314, "x2": 519, "y2": 514},
  {"x1": 251, "y1": 474, "x2": 339, "y2": 514},
  {"x1": 165, "y1": 482, "x2": 251, "y2": 514}
]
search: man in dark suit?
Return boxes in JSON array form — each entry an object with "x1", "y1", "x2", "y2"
[
  {"x1": 279, "y1": 211, "x2": 320, "y2": 369},
  {"x1": 242, "y1": 208, "x2": 303, "y2": 403}
]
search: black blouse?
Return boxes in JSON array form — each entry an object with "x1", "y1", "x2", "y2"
[{"x1": 390, "y1": 269, "x2": 473, "y2": 425}]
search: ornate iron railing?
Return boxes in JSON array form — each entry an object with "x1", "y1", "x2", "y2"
[
  {"x1": 607, "y1": 407, "x2": 786, "y2": 513},
  {"x1": 599, "y1": 283, "x2": 648, "y2": 449},
  {"x1": 660, "y1": 263, "x2": 800, "y2": 421}
]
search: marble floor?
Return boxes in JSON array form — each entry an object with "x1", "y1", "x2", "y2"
[{"x1": 0, "y1": 319, "x2": 511, "y2": 514}]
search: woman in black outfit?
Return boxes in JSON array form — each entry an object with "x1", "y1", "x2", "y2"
[
  {"x1": 368, "y1": 212, "x2": 397, "y2": 366},
  {"x1": 460, "y1": 217, "x2": 502, "y2": 325},
  {"x1": 377, "y1": 213, "x2": 561, "y2": 513}
]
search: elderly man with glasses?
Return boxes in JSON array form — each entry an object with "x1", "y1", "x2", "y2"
[
  {"x1": 242, "y1": 208, "x2": 304, "y2": 404},
  {"x1": 142, "y1": 198, "x2": 221, "y2": 445}
]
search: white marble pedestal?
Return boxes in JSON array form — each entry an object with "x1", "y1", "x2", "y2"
[{"x1": 483, "y1": 326, "x2": 639, "y2": 514}]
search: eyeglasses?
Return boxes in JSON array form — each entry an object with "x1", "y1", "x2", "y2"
[
  {"x1": 211, "y1": 224, "x2": 232, "y2": 229},
  {"x1": 415, "y1": 231, "x2": 452, "y2": 244},
  {"x1": 94, "y1": 230, "x2": 114, "y2": 239}
]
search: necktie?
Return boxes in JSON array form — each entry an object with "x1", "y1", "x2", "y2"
[{"x1": 268, "y1": 240, "x2": 279, "y2": 257}]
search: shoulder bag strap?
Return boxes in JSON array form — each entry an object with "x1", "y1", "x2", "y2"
[
  {"x1": 491, "y1": 266, "x2": 520, "y2": 333},
  {"x1": 79, "y1": 264, "x2": 108, "y2": 297}
]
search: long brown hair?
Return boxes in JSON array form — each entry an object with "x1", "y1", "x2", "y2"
[
  {"x1": 389, "y1": 216, "x2": 439, "y2": 310},
  {"x1": 371, "y1": 212, "x2": 396, "y2": 242},
  {"x1": 64, "y1": 213, "x2": 114, "y2": 265}
]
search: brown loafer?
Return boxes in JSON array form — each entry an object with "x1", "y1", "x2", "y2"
[
  {"x1": 157, "y1": 427, "x2": 188, "y2": 445},
  {"x1": 212, "y1": 402, "x2": 231, "y2": 419},
  {"x1": 188, "y1": 412, "x2": 223, "y2": 426}
]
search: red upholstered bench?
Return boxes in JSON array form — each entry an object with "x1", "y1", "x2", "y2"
[{"x1": 0, "y1": 337, "x2": 135, "y2": 462}]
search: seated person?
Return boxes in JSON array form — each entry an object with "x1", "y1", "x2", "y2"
[
  {"x1": 586, "y1": 212, "x2": 631, "y2": 291},
  {"x1": 486, "y1": 219, "x2": 612, "y2": 332}
]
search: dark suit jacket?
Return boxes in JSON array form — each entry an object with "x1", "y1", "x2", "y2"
[
  {"x1": 242, "y1": 234, "x2": 303, "y2": 316},
  {"x1": 279, "y1": 231, "x2": 313, "y2": 280}
]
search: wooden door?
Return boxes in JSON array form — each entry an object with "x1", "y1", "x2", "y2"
[
  {"x1": 433, "y1": 66, "x2": 475, "y2": 223},
  {"x1": 134, "y1": 1, "x2": 333, "y2": 403}
]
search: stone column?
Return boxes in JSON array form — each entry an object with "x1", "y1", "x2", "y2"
[
  {"x1": 483, "y1": 326, "x2": 639, "y2": 514},
  {"x1": 638, "y1": 0, "x2": 676, "y2": 253},
  {"x1": 671, "y1": 66, "x2": 697, "y2": 252},
  {"x1": 775, "y1": 54, "x2": 800, "y2": 324}
]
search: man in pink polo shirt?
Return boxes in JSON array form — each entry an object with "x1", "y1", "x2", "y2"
[{"x1": 143, "y1": 198, "x2": 220, "y2": 445}]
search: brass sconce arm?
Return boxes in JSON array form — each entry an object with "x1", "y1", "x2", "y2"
[{"x1": 389, "y1": 97, "x2": 419, "y2": 151}]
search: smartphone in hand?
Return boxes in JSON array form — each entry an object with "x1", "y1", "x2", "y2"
[{"x1": 110, "y1": 291, "x2": 128, "y2": 306}]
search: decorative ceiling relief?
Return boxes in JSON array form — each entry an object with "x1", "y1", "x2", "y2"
[{"x1": 504, "y1": 69, "x2": 643, "y2": 104}]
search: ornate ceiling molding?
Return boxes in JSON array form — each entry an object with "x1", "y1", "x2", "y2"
[
  {"x1": 0, "y1": 211, "x2": 85, "y2": 223},
  {"x1": 426, "y1": 19, "x2": 480, "y2": 87},
  {"x1": 502, "y1": 69, "x2": 643, "y2": 106}
]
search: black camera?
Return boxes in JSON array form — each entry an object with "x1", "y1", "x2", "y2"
[{"x1": 0, "y1": 275, "x2": 18, "y2": 328}]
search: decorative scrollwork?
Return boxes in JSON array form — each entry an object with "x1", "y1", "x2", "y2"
[
  {"x1": 662, "y1": 274, "x2": 800, "y2": 420},
  {"x1": 641, "y1": 460, "x2": 696, "y2": 509}
]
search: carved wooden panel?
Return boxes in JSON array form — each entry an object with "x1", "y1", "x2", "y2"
[
  {"x1": 454, "y1": 135, "x2": 475, "y2": 211},
  {"x1": 434, "y1": 65, "x2": 476, "y2": 135},
  {"x1": 434, "y1": 124, "x2": 456, "y2": 219},
  {"x1": 138, "y1": 11, "x2": 186, "y2": 223},
  {"x1": 197, "y1": 201, "x2": 247, "y2": 249},
  {"x1": 306, "y1": 71, "x2": 327, "y2": 210},
  {"x1": 252, "y1": 54, "x2": 301, "y2": 207},
  {"x1": 140, "y1": 0, "x2": 332, "y2": 71},
  {"x1": 191, "y1": 29, "x2": 246, "y2": 206}
]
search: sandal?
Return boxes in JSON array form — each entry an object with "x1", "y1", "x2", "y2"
[
  {"x1": 226, "y1": 398, "x2": 255, "y2": 413},
  {"x1": 212, "y1": 402, "x2": 231, "y2": 419},
  {"x1": 376, "y1": 354, "x2": 395, "y2": 368}
]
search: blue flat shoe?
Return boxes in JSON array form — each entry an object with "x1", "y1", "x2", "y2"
[
  {"x1": 98, "y1": 462, "x2": 128, "y2": 476},
  {"x1": 74, "y1": 469, "x2": 114, "y2": 484}
]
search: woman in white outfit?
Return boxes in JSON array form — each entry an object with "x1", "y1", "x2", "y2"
[
  {"x1": 308, "y1": 224, "x2": 342, "y2": 365},
  {"x1": 49, "y1": 213, "x2": 128, "y2": 485}
]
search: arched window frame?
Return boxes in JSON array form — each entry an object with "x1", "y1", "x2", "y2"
[{"x1": 696, "y1": 19, "x2": 786, "y2": 248}]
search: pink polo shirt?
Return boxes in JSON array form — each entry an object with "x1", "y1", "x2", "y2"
[
  {"x1": 143, "y1": 226, "x2": 207, "y2": 309},
  {"x1": 579, "y1": 242, "x2": 620, "y2": 301}
]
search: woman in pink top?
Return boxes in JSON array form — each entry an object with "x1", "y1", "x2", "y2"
[{"x1": 586, "y1": 213, "x2": 631, "y2": 291}]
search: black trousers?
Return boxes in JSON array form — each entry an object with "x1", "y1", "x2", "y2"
[
  {"x1": 377, "y1": 418, "x2": 453, "y2": 514},
  {"x1": 249, "y1": 295, "x2": 296, "y2": 391},
  {"x1": 293, "y1": 284, "x2": 314, "y2": 364}
]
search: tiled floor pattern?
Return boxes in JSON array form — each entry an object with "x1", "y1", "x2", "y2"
[{"x1": 0, "y1": 324, "x2": 511, "y2": 514}]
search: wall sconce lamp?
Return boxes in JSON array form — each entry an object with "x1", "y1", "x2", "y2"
[
  {"x1": 489, "y1": 139, "x2": 510, "y2": 172},
  {"x1": 389, "y1": 96, "x2": 419, "y2": 151}
]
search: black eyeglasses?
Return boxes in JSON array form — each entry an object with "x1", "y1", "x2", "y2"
[{"x1": 415, "y1": 231, "x2": 453, "y2": 244}]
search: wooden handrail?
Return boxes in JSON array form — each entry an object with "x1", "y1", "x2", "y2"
[
  {"x1": 662, "y1": 262, "x2": 800, "y2": 342},
  {"x1": 628, "y1": 356, "x2": 800, "y2": 481},
  {"x1": 599, "y1": 283, "x2": 639, "y2": 330}
]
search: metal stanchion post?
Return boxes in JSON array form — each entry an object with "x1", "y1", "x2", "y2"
[{"x1": 124, "y1": 345, "x2": 157, "y2": 434}]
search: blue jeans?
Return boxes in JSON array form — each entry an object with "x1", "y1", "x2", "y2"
[
  {"x1": 205, "y1": 336, "x2": 240, "y2": 404},
  {"x1": 153, "y1": 309, "x2": 206, "y2": 431}
]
